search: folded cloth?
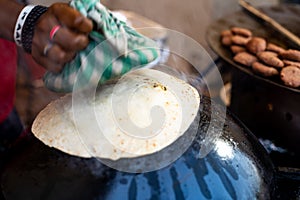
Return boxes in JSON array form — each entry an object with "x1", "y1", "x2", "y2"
[{"x1": 43, "y1": 0, "x2": 160, "y2": 92}]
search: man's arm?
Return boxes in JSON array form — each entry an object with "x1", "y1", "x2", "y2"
[{"x1": 0, "y1": 0, "x2": 23, "y2": 41}]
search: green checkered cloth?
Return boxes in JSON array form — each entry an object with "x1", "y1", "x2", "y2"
[{"x1": 43, "y1": 0, "x2": 160, "y2": 92}]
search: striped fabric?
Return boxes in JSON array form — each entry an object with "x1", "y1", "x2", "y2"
[{"x1": 43, "y1": 0, "x2": 160, "y2": 92}]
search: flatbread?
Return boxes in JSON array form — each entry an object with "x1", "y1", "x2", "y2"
[{"x1": 32, "y1": 68, "x2": 200, "y2": 160}]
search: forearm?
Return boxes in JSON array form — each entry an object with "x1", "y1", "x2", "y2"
[{"x1": 0, "y1": 0, "x2": 24, "y2": 41}]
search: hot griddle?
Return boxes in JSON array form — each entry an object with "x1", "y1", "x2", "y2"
[{"x1": 1, "y1": 96, "x2": 278, "y2": 200}]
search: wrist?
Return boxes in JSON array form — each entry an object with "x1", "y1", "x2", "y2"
[
  {"x1": 0, "y1": 0, "x2": 24, "y2": 41},
  {"x1": 13, "y1": 5, "x2": 48, "y2": 53},
  {"x1": 14, "y1": 5, "x2": 35, "y2": 46}
]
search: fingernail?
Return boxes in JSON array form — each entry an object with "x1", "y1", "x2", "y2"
[
  {"x1": 74, "y1": 16, "x2": 84, "y2": 25},
  {"x1": 75, "y1": 35, "x2": 87, "y2": 45}
]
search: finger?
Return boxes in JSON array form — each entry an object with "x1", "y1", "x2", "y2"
[
  {"x1": 40, "y1": 59, "x2": 63, "y2": 74},
  {"x1": 46, "y1": 44, "x2": 76, "y2": 65},
  {"x1": 31, "y1": 50, "x2": 63, "y2": 73},
  {"x1": 34, "y1": 15, "x2": 88, "y2": 54},
  {"x1": 52, "y1": 26, "x2": 89, "y2": 51},
  {"x1": 49, "y1": 3, "x2": 93, "y2": 33},
  {"x1": 34, "y1": 12, "x2": 58, "y2": 39},
  {"x1": 32, "y1": 42, "x2": 75, "y2": 73}
]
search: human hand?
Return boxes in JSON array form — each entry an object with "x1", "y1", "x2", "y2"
[{"x1": 31, "y1": 3, "x2": 93, "y2": 73}]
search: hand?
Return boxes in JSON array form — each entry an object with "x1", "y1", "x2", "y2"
[{"x1": 31, "y1": 3, "x2": 93, "y2": 73}]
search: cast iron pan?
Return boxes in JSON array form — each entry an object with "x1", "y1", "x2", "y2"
[
  {"x1": 0, "y1": 96, "x2": 279, "y2": 199},
  {"x1": 206, "y1": 4, "x2": 300, "y2": 93}
]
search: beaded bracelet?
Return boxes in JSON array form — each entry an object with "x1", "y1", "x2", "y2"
[
  {"x1": 14, "y1": 5, "x2": 48, "y2": 53},
  {"x1": 21, "y1": 5, "x2": 48, "y2": 53},
  {"x1": 14, "y1": 5, "x2": 35, "y2": 47}
]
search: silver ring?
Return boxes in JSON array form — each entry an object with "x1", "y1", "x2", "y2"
[{"x1": 43, "y1": 42, "x2": 53, "y2": 56}]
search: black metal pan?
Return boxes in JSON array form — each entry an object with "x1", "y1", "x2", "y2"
[{"x1": 1, "y1": 96, "x2": 298, "y2": 199}]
